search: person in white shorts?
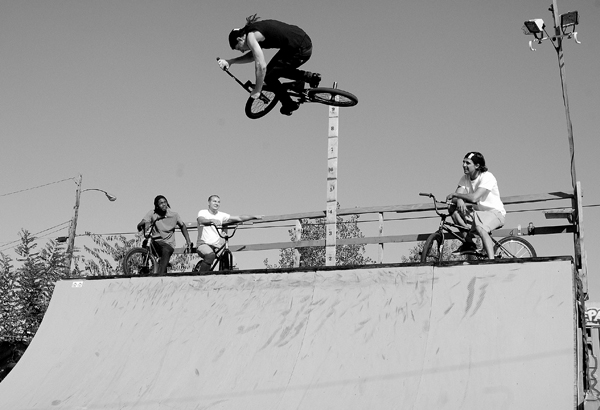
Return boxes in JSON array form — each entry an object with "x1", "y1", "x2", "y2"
[
  {"x1": 196, "y1": 195, "x2": 262, "y2": 272},
  {"x1": 446, "y1": 152, "x2": 505, "y2": 259}
]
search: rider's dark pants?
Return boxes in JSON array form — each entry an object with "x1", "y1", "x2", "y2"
[
  {"x1": 153, "y1": 240, "x2": 174, "y2": 274},
  {"x1": 266, "y1": 38, "x2": 312, "y2": 108}
]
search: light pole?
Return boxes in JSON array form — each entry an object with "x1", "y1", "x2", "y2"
[
  {"x1": 64, "y1": 174, "x2": 117, "y2": 274},
  {"x1": 522, "y1": 0, "x2": 580, "y2": 190},
  {"x1": 522, "y1": 1, "x2": 587, "y2": 294}
]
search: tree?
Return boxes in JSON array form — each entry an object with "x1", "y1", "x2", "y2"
[
  {"x1": 79, "y1": 232, "x2": 137, "y2": 276},
  {"x1": 264, "y1": 206, "x2": 374, "y2": 268},
  {"x1": 80, "y1": 232, "x2": 198, "y2": 275},
  {"x1": 0, "y1": 230, "x2": 70, "y2": 382}
]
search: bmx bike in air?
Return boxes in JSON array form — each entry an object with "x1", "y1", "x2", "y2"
[{"x1": 218, "y1": 58, "x2": 358, "y2": 119}]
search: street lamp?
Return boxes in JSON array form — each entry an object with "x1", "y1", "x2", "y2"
[
  {"x1": 522, "y1": 1, "x2": 587, "y2": 295},
  {"x1": 64, "y1": 174, "x2": 117, "y2": 274},
  {"x1": 522, "y1": 0, "x2": 580, "y2": 190}
]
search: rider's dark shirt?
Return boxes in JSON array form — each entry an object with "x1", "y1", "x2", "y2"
[{"x1": 245, "y1": 20, "x2": 311, "y2": 51}]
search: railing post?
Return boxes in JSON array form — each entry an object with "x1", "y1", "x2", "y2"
[
  {"x1": 326, "y1": 105, "x2": 338, "y2": 266},
  {"x1": 378, "y1": 212, "x2": 384, "y2": 264},
  {"x1": 294, "y1": 219, "x2": 302, "y2": 268}
]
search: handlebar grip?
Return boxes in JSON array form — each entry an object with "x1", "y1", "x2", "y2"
[{"x1": 419, "y1": 192, "x2": 431, "y2": 197}]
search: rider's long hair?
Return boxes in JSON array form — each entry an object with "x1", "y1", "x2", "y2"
[
  {"x1": 464, "y1": 152, "x2": 488, "y2": 173},
  {"x1": 244, "y1": 14, "x2": 260, "y2": 25},
  {"x1": 228, "y1": 14, "x2": 261, "y2": 49},
  {"x1": 153, "y1": 195, "x2": 171, "y2": 217}
]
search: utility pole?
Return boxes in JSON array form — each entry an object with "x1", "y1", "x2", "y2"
[
  {"x1": 550, "y1": 0, "x2": 577, "y2": 190},
  {"x1": 65, "y1": 174, "x2": 82, "y2": 274}
]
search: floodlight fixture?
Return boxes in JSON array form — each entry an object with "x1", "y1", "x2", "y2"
[
  {"x1": 560, "y1": 11, "x2": 578, "y2": 29},
  {"x1": 522, "y1": 19, "x2": 545, "y2": 37}
]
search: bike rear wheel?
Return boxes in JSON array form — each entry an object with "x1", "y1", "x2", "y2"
[
  {"x1": 122, "y1": 248, "x2": 158, "y2": 275},
  {"x1": 494, "y1": 236, "x2": 536, "y2": 259},
  {"x1": 307, "y1": 88, "x2": 358, "y2": 107},
  {"x1": 245, "y1": 88, "x2": 279, "y2": 119}
]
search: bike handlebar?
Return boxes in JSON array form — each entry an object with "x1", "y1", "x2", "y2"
[
  {"x1": 420, "y1": 193, "x2": 450, "y2": 217},
  {"x1": 217, "y1": 57, "x2": 254, "y2": 92},
  {"x1": 205, "y1": 222, "x2": 238, "y2": 240}
]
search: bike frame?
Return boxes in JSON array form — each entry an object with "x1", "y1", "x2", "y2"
[
  {"x1": 194, "y1": 223, "x2": 238, "y2": 272},
  {"x1": 420, "y1": 193, "x2": 513, "y2": 259}
]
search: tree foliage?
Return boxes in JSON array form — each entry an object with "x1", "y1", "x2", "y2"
[
  {"x1": 0, "y1": 230, "x2": 71, "y2": 381},
  {"x1": 264, "y1": 206, "x2": 374, "y2": 268}
]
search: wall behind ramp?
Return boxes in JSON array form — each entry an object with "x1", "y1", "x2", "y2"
[{"x1": 0, "y1": 260, "x2": 576, "y2": 410}]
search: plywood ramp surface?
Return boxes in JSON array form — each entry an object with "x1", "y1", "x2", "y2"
[{"x1": 0, "y1": 260, "x2": 576, "y2": 409}]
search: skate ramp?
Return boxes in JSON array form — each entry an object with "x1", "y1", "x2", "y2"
[{"x1": 0, "y1": 259, "x2": 578, "y2": 409}]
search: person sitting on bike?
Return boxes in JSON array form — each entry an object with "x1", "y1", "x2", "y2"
[
  {"x1": 196, "y1": 195, "x2": 262, "y2": 272},
  {"x1": 446, "y1": 152, "x2": 506, "y2": 259},
  {"x1": 137, "y1": 195, "x2": 192, "y2": 274},
  {"x1": 217, "y1": 14, "x2": 321, "y2": 116}
]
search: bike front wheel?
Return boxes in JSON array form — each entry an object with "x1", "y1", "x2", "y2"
[
  {"x1": 421, "y1": 232, "x2": 444, "y2": 263},
  {"x1": 245, "y1": 88, "x2": 280, "y2": 119},
  {"x1": 307, "y1": 88, "x2": 358, "y2": 107},
  {"x1": 218, "y1": 249, "x2": 234, "y2": 271},
  {"x1": 122, "y1": 248, "x2": 158, "y2": 275},
  {"x1": 494, "y1": 236, "x2": 536, "y2": 259}
]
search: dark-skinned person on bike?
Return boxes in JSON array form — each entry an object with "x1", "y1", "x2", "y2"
[
  {"x1": 137, "y1": 195, "x2": 192, "y2": 274},
  {"x1": 196, "y1": 195, "x2": 262, "y2": 272},
  {"x1": 445, "y1": 152, "x2": 506, "y2": 259},
  {"x1": 217, "y1": 14, "x2": 321, "y2": 116}
]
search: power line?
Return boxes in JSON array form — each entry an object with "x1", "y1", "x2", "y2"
[
  {"x1": 0, "y1": 177, "x2": 74, "y2": 198},
  {"x1": 0, "y1": 221, "x2": 71, "y2": 252}
]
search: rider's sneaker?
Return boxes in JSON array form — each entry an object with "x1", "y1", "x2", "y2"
[
  {"x1": 452, "y1": 242, "x2": 478, "y2": 255},
  {"x1": 302, "y1": 71, "x2": 321, "y2": 88},
  {"x1": 280, "y1": 102, "x2": 300, "y2": 116},
  {"x1": 308, "y1": 73, "x2": 321, "y2": 88}
]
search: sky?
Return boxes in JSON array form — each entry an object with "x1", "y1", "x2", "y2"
[{"x1": 1, "y1": 1, "x2": 599, "y2": 294}]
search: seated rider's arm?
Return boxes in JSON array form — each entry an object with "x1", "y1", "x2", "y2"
[
  {"x1": 176, "y1": 221, "x2": 192, "y2": 247},
  {"x1": 197, "y1": 215, "x2": 223, "y2": 227},
  {"x1": 226, "y1": 215, "x2": 263, "y2": 225},
  {"x1": 449, "y1": 187, "x2": 490, "y2": 207}
]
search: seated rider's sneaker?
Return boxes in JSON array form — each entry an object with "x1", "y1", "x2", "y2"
[
  {"x1": 452, "y1": 242, "x2": 478, "y2": 255},
  {"x1": 280, "y1": 102, "x2": 300, "y2": 116}
]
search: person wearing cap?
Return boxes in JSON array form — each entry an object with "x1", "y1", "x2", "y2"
[
  {"x1": 137, "y1": 195, "x2": 192, "y2": 274},
  {"x1": 445, "y1": 152, "x2": 506, "y2": 259},
  {"x1": 196, "y1": 195, "x2": 263, "y2": 272},
  {"x1": 217, "y1": 14, "x2": 321, "y2": 116}
]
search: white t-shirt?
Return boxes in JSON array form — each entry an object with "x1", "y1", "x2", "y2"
[
  {"x1": 197, "y1": 209, "x2": 231, "y2": 246},
  {"x1": 457, "y1": 171, "x2": 506, "y2": 216}
]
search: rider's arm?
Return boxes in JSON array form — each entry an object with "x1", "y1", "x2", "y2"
[
  {"x1": 449, "y1": 187, "x2": 489, "y2": 205},
  {"x1": 227, "y1": 215, "x2": 263, "y2": 224},
  {"x1": 246, "y1": 32, "x2": 267, "y2": 98},
  {"x1": 197, "y1": 215, "x2": 223, "y2": 227},
  {"x1": 177, "y1": 221, "x2": 192, "y2": 246},
  {"x1": 224, "y1": 52, "x2": 255, "y2": 66}
]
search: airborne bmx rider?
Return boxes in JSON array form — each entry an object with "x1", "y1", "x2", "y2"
[{"x1": 217, "y1": 14, "x2": 321, "y2": 116}]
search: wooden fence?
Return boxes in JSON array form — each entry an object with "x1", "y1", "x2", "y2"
[{"x1": 178, "y1": 186, "x2": 588, "y2": 293}]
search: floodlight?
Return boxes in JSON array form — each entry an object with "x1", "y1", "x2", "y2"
[
  {"x1": 560, "y1": 11, "x2": 579, "y2": 29},
  {"x1": 523, "y1": 19, "x2": 545, "y2": 35}
]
